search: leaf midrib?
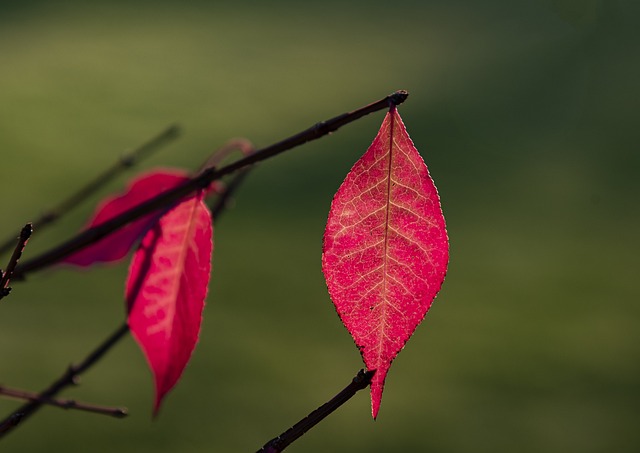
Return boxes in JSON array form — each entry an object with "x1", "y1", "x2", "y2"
[
  {"x1": 162, "y1": 195, "x2": 202, "y2": 366},
  {"x1": 377, "y1": 111, "x2": 395, "y2": 367}
]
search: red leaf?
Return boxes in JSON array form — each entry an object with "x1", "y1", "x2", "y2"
[
  {"x1": 63, "y1": 169, "x2": 190, "y2": 266},
  {"x1": 322, "y1": 107, "x2": 449, "y2": 419},
  {"x1": 125, "y1": 191, "x2": 213, "y2": 415}
]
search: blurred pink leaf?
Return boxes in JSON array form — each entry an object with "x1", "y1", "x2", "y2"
[
  {"x1": 63, "y1": 169, "x2": 190, "y2": 266},
  {"x1": 125, "y1": 191, "x2": 213, "y2": 415},
  {"x1": 322, "y1": 107, "x2": 449, "y2": 419}
]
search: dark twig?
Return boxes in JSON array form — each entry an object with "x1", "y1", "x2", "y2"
[
  {"x1": 0, "y1": 385, "x2": 127, "y2": 418},
  {"x1": 0, "y1": 124, "x2": 180, "y2": 256},
  {"x1": 258, "y1": 369, "x2": 375, "y2": 453},
  {"x1": 205, "y1": 139, "x2": 256, "y2": 220},
  {"x1": 0, "y1": 323, "x2": 130, "y2": 438},
  {"x1": 0, "y1": 224, "x2": 32, "y2": 300},
  {"x1": 209, "y1": 167, "x2": 253, "y2": 220},
  {"x1": 14, "y1": 90, "x2": 409, "y2": 279},
  {"x1": 0, "y1": 129, "x2": 262, "y2": 431},
  {"x1": 198, "y1": 138, "x2": 255, "y2": 174},
  {"x1": 0, "y1": 135, "x2": 250, "y2": 430},
  {"x1": 0, "y1": 414, "x2": 22, "y2": 435}
]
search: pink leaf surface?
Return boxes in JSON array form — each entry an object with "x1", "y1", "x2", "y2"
[
  {"x1": 63, "y1": 169, "x2": 190, "y2": 266},
  {"x1": 322, "y1": 107, "x2": 449, "y2": 419},
  {"x1": 125, "y1": 191, "x2": 213, "y2": 415}
]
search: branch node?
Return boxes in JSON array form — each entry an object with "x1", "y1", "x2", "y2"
[
  {"x1": 0, "y1": 323, "x2": 130, "y2": 437},
  {"x1": 9, "y1": 413, "x2": 23, "y2": 426},
  {"x1": 119, "y1": 155, "x2": 135, "y2": 167},
  {"x1": 389, "y1": 90, "x2": 409, "y2": 106},
  {"x1": 0, "y1": 384, "x2": 130, "y2": 419},
  {"x1": 353, "y1": 368, "x2": 376, "y2": 388},
  {"x1": 113, "y1": 408, "x2": 129, "y2": 418}
]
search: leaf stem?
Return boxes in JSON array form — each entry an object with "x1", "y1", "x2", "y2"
[
  {"x1": 0, "y1": 323, "x2": 130, "y2": 438},
  {"x1": 0, "y1": 385, "x2": 127, "y2": 418},
  {"x1": 0, "y1": 124, "x2": 180, "y2": 256},
  {"x1": 208, "y1": 167, "x2": 253, "y2": 220},
  {"x1": 13, "y1": 90, "x2": 409, "y2": 279},
  {"x1": 197, "y1": 138, "x2": 255, "y2": 174},
  {"x1": 201, "y1": 138, "x2": 256, "y2": 219},
  {"x1": 257, "y1": 369, "x2": 375, "y2": 453},
  {"x1": 0, "y1": 224, "x2": 32, "y2": 300}
]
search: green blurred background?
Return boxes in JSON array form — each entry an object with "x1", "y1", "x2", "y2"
[{"x1": 1, "y1": 0, "x2": 638, "y2": 451}]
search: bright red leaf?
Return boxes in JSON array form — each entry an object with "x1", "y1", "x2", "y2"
[
  {"x1": 125, "y1": 190, "x2": 213, "y2": 415},
  {"x1": 63, "y1": 169, "x2": 190, "y2": 266},
  {"x1": 322, "y1": 106, "x2": 449, "y2": 419}
]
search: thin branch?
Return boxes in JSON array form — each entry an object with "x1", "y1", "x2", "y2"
[
  {"x1": 205, "y1": 139, "x2": 256, "y2": 220},
  {"x1": 0, "y1": 385, "x2": 127, "y2": 418},
  {"x1": 14, "y1": 90, "x2": 409, "y2": 279},
  {"x1": 0, "y1": 323, "x2": 130, "y2": 437},
  {"x1": 0, "y1": 124, "x2": 180, "y2": 256},
  {"x1": 0, "y1": 133, "x2": 262, "y2": 430},
  {"x1": 209, "y1": 166, "x2": 253, "y2": 220},
  {"x1": 0, "y1": 414, "x2": 22, "y2": 436},
  {"x1": 258, "y1": 369, "x2": 375, "y2": 453},
  {"x1": 0, "y1": 145, "x2": 253, "y2": 434},
  {"x1": 197, "y1": 138, "x2": 255, "y2": 174},
  {"x1": 0, "y1": 224, "x2": 32, "y2": 300}
]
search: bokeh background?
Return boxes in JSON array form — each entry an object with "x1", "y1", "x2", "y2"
[{"x1": 1, "y1": 0, "x2": 638, "y2": 451}]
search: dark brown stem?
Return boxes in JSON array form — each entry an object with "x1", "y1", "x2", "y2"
[
  {"x1": 202, "y1": 138, "x2": 255, "y2": 219},
  {"x1": 258, "y1": 369, "x2": 375, "y2": 453},
  {"x1": 208, "y1": 167, "x2": 253, "y2": 220},
  {"x1": 0, "y1": 224, "x2": 32, "y2": 300},
  {"x1": 0, "y1": 385, "x2": 127, "y2": 418},
  {"x1": 206, "y1": 138, "x2": 256, "y2": 219},
  {"x1": 0, "y1": 148, "x2": 250, "y2": 434},
  {"x1": 0, "y1": 323, "x2": 130, "y2": 437},
  {"x1": 197, "y1": 138, "x2": 255, "y2": 174},
  {"x1": 13, "y1": 90, "x2": 408, "y2": 279},
  {"x1": 0, "y1": 124, "x2": 180, "y2": 256}
]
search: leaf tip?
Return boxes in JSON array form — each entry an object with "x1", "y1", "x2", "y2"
[
  {"x1": 370, "y1": 374, "x2": 384, "y2": 420},
  {"x1": 371, "y1": 399, "x2": 380, "y2": 420},
  {"x1": 152, "y1": 396, "x2": 164, "y2": 419}
]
